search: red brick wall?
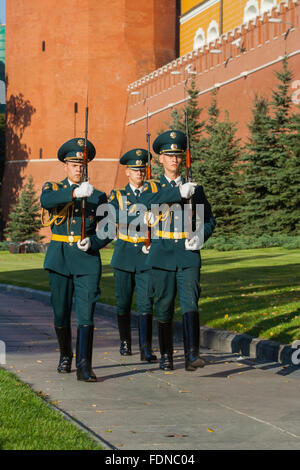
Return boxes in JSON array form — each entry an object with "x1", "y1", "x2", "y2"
[
  {"x1": 120, "y1": 0, "x2": 300, "y2": 186},
  {"x1": 2, "y1": 0, "x2": 177, "y2": 238}
]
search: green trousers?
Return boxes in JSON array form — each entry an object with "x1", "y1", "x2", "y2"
[
  {"x1": 113, "y1": 268, "x2": 153, "y2": 316},
  {"x1": 48, "y1": 270, "x2": 100, "y2": 327},
  {"x1": 150, "y1": 267, "x2": 201, "y2": 322}
]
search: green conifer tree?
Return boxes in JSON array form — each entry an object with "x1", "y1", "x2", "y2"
[
  {"x1": 200, "y1": 91, "x2": 242, "y2": 236},
  {"x1": 268, "y1": 55, "x2": 295, "y2": 234},
  {"x1": 243, "y1": 56, "x2": 299, "y2": 236},
  {"x1": 152, "y1": 77, "x2": 205, "y2": 180},
  {"x1": 5, "y1": 176, "x2": 43, "y2": 242},
  {"x1": 242, "y1": 95, "x2": 277, "y2": 235}
]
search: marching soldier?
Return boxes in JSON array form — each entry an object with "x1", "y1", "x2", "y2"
[
  {"x1": 146, "y1": 130, "x2": 216, "y2": 371},
  {"x1": 109, "y1": 148, "x2": 196, "y2": 361},
  {"x1": 40, "y1": 138, "x2": 111, "y2": 382}
]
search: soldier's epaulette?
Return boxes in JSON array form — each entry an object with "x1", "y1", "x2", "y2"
[
  {"x1": 42, "y1": 181, "x2": 60, "y2": 191},
  {"x1": 144, "y1": 180, "x2": 159, "y2": 193},
  {"x1": 114, "y1": 188, "x2": 126, "y2": 209},
  {"x1": 145, "y1": 179, "x2": 160, "y2": 184}
]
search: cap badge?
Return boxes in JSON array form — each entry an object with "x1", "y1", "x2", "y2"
[
  {"x1": 136, "y1": 150, "x2": 142, "y2": 156},
  {"x1": 171, "y1": 144, "x2": 178, "y2": 150},
  {"x1": 76, "y1": 152, "x2": 83, "y2": 157},
  {"x1": 77, "y1": 139, "x2": 84, "y2": 147},
  {"x1": 170, "y1": 132, "x2": 177, "y2": 139},
  {"x1": 136, "y1": 160, "x2": 142, "y2": 166}
]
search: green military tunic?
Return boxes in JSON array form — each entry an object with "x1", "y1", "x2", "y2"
[
  {"x1": 109, "y1": 180, "x2": 182, "y2": 316},
  {"x1": 146, "y1": 175, "x2": 216, "y2": 321},
  {"x1": 41, "y1": 177, "x2": 110, "y2": 326}
]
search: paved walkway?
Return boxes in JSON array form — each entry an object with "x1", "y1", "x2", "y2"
[{"x1": 1, "y1": 289, "x2": 300, "y2": 450}]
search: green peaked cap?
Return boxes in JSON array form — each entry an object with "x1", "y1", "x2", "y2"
[
  {"x1": 57, "y1": 138, "x2": 96, "y2": 163},
  {"x1": 152, "y1": 130, "x2": 187, "y2": 155},
  {"x1": 120, "y1": 148, "x2": 152, "y2": 169}
]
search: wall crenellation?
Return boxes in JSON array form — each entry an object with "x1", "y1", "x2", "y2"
[{"x1": 128, "y1": 0, "x2": 298, "y2": 103}]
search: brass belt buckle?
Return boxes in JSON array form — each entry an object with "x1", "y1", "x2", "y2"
[{"x1": 69, "y1": 235, "x2": 75, "y2": 243}]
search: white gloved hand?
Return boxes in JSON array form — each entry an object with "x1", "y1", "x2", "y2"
[
  {"x1": 179, "y1": 182, "x2": 197, "y2": 199},
  {"x1": 74, "y1": 182, "x2": 94, "y2": 198},
  {"x1": 142, "y1": 245, "x2": 150, "y2": 255},
  {"x1": 143, "y1": 211, "x2": 155, "y2": 226},
  {"x1": 185, "y1": 235, "x2": 203, "y2": 251},
  {"x1": 77, "y1": 237, "x2": 91, "y2": 252}
]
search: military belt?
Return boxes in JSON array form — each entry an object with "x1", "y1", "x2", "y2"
[
  {"x1": 51, "y1": 234, "x2": 81, "y2": 243},
  {"x1": 155, "y1": 230, "x2": 188, "y2": 240},
  {"x1": 118, "y1": 232, "x2": 147, "y2": 243}
]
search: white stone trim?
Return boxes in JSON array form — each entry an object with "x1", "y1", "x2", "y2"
[
  {"x1": 5, "y1": 158, "x2": 120, "y2": 164},
  {"x1": 243, "y1": 0, "x2": 259, "y2": 23},
  {"x1": 207, "y1": 20, "x2": 220, "y2": 42},
  {"x1": 193, "y1": 27, "x2": 206, "y2": 50},
  {"x1": 260, "y1": 0, "x2": 277, "y2": 14},
  {"x1": 180, "y1": 0, "x2": 220, "y2": 25}
]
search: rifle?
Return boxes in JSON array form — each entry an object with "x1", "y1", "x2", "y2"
[
  {"x1": 184, "y1": 89, "x2": 194, "y2": 237},
  {"x1": 144, "y1": 104, "x2": 152, "y2": 249},
  {"x1": 81, "y1": 84, "x2": 89, "y2": 241}
]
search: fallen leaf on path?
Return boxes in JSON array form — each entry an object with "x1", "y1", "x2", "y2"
[
  {"x1": 208, "y1": 428, "x2": 214, "y2": 433},
  {"x1": 179, "y1": 390, "x2": 190, "y2": 393}
]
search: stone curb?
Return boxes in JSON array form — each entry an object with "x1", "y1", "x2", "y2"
[{"x1": 0, "y1": 283, "x2": 296, "y2": 365}]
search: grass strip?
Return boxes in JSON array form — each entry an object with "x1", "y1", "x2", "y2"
[
  {"x1": 0, "y1": 247, "x2": 299, "y2": 344},
  {"x1": 0, "y1": 367, "x2": 103, "y2": 450}
]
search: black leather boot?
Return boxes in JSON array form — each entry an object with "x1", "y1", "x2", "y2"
[
  {"x1": 183, "y1": 311, "x2": 205, "y2": 371},
  {"x1": 55, "y1": 325, "x2": 73, "y2": 373},
  {"x1": 76, "y1": 325, "x2": 97, "y2": 382},
  {"x1": 138, "y1": 313, "x2": 157, "y2": 362},
  {"x1": 157, "y1": 320, "x2": 174, "y2": 370},
  {"x1": 117, "y1": 314, "x2": 132, "y2": 356}
]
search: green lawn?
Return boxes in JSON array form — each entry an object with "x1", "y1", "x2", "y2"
[
  {"x1": 0, "y1": 247, "x2": 300, "y2": 344},
  {"x1": 0, "y1": 368, "x2": 103, "y2": 450}
]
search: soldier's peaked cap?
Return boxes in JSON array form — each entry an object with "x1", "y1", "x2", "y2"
[
  {"x1": 120, "y1": 148, "x2": 152, "y2": 169},
  {"x1": 57, "y1": 138, "x2": 96, "y2": 163},
  {"x1": 152, "y1": 130, "x2": 187, "y2": 155}
]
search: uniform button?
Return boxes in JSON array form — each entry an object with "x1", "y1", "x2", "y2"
[
  {"x1": 175, "y1": 240, "x2": 178, "y2": 243},
  {"x1": 71, "y1": 231, "x2": 74, "y2": 235},
  {"x1": 75, "y1": 209, "x2": 79, "y2": 213},
  {"x1": 134, "y1": 244, "x2": 138, "y2": 247},
  {"x1": 174, "y1": 228, "x2": 178, "y2": 231},
  {"x1": 69, "y1": 243, "x2": 73, "y2": 246},
  {"x1": 175, "y1": 216, "x2": 179, "y2": 220},
  {"x1": 72, "y1": 220, "x2": 76, "y2": 224}
]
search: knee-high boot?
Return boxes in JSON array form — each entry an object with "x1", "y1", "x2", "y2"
[
  {"x1": 55, "y1": 325, "x2": 73, "y2": 373},
  {"x1": 182, "y1": 311, "x2": 205, "y2": 371},
  {"x1": 76, "y1": 325, "x2": 97, "y2": 382},
  {"x1": 157, "y1": 320, "x2": 174, "y2": 370},
  {"x1": 117, "y1": 313, "x2": 132, "y2": 356},
  {"x1": 138, "y1": 313, "x2": 157, "y2": 362}
]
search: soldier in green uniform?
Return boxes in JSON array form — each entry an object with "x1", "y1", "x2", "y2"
[
  {"x1": 146, "y1": 130, "x2": 216, "y2": 372},
  {"x1": 40, "y1": 138, "x2": 111, "y2": 382},
  {"x1": 108, "y1": 148, "x2": 196, "y2": 361}
]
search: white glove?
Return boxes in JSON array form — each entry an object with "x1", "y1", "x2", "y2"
[
  {"x1": 74, "y1": 182, "x2": 94, "y2": 198},
  {"x1": 77, "y1": 237, "x2": 91, "y2": 252},
  {"x1": 185, "y1": 235, "x2": 203, "y2": 251},
  {"x1": 142, "y1": 245, "x2": 150, "y2": 255},
  {"x1": 179, "y1": 182, "x2": 197, "y2": 199},
  {"x1": 143, "y1": 211, "x2": 155, "y2": 226}
]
